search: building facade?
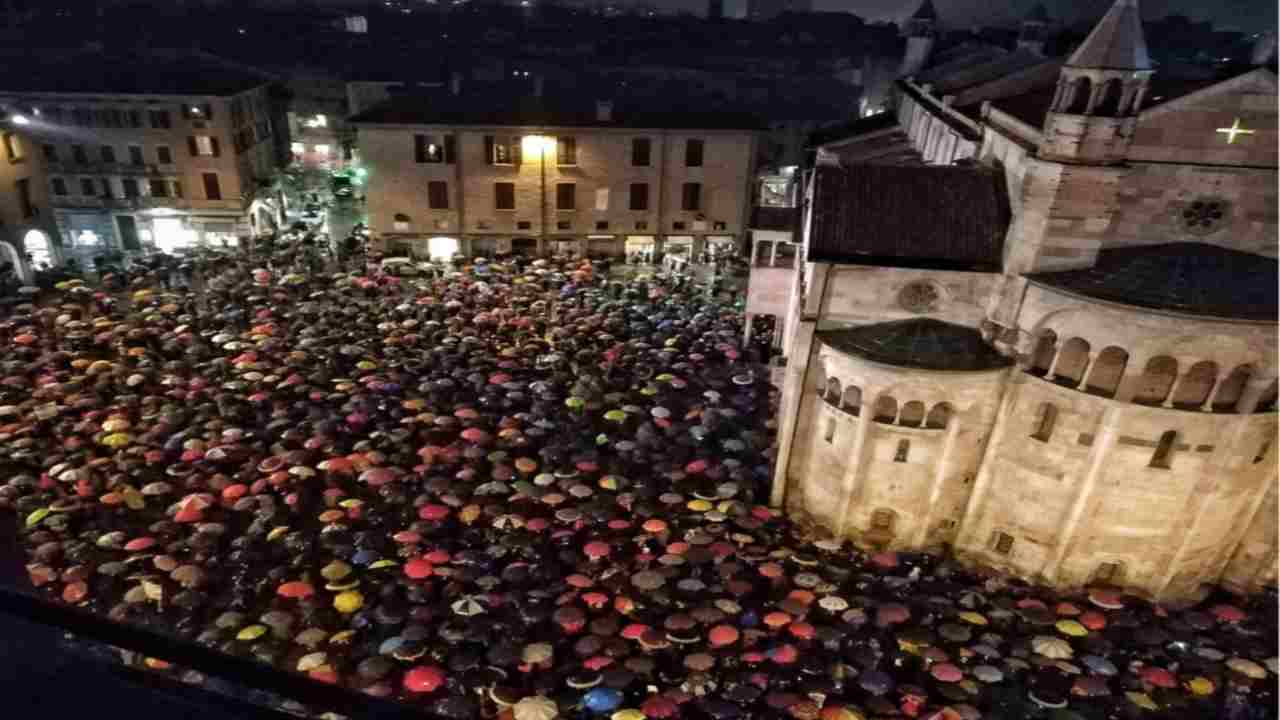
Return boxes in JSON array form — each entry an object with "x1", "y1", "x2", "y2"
[
  {"x1": 352, "y1": 96, "x2": 759, "y2": 260},
  {"x1": 771, "y1": 0, "x2": 1279, "y2": 603},
  {"x1": 0, "y1": 49, "x2": 287, "y2": 272}
]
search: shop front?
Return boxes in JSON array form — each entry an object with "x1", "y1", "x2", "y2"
[
  {"x1": 624, "y1": 235, "x2": 656, "y2": 264},
  {"x1": 585, "y1": 235, "x2": 620, "y2": 259}
]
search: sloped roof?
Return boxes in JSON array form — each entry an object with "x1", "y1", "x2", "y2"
[
  {"x1": 928, "y1": 50, "x2": 1052, "y2": 95},
  {"x1": 910, "y1": 0, "x2": 938, "y2": 21},
  {"x1": 808, "y1": 164, "x2": 1009, "y2": 273},
  {"x1": 349, "y1": 92, "x2": 764, "y2": 130},
  {"x1": 1028, "y1": 243, "x2": 1278, "y2": 321},
  {"x1": 1065, "y1": 0, "x2": 1152, "y2": 71},
  {"x1": 818, "y1": 319, "x2": 1012, "y2": 372},
  {"x1": 0, "y1": 48, "x2": 273, "y2": 96}
]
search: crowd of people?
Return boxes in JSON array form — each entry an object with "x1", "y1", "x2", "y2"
[{"x1": 0, "y1": 246, "x2": 1274, "y2": 720}]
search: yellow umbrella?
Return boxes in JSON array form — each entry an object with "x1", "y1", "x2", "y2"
[
  {"x1": 102, "y1": 432, "x2": 133, "y2": 448},
  {"x1": 958, "y1": 611, "x2": 988, "y2": 626},
  {"x1": 237, "y1": 624, "x2": 268, "y2": 641},
  {"x1": 612, "y1": 711, "x2": 645, "y2": 720},
  {"x1": 1185, "y1": 677, "x2": 1215, "y2": 696},
  {"x1": 1055, "y1": 619, "x2": 1088, "y2": 637},
  {"x1": 1125, "y1": 692, "x2": 1158, "y2": 710}
]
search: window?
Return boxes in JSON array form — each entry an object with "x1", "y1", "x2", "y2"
[
  {"x1": 631, "y1": 137, "x2": 651, "y2": 166},
  {"x1": 156, "y1": 145, "x2": 172, "y2": 165},
  {"x1": 594, "y1": 187, "x2": 609, "y2": 211},
  {"x1": 556, "y1": 183, "x2": 576, "y2": 210},
  {"x1": 991, "y1": 532, "x2": 1014, "y2": 555},
  {"x1": 556, "y1": 137, "x2": 576, "y2": 165},
  {"x1": 685, "y1": 138, "x2": 704, "y2": 167},
  {"x1": 190, "y1": 136, "x2": 219, "y2": 157},
  {"x1": 121, "y1": 178, "x2": 139, "y2": 199},
  {"x1": 172, "y1": 180, "x2": 183, "y2": 199},
  {"x1": 1150, "y1": 431, "x2": 1177, "y2": 469},
  {"x1": 894, "y1": 440, "x2": 910, "y2": 463},
  {"x1": 1031, "y1": 403, "x2": 1057, "y2": 442},
  {"x1": 149, "y1": 179, "x2": 169, "y2": 198},
  {"x1": 72, "y1": 144, "x2": 87, "y2": 164},
  {"x1": 72, "y1": 107, "x2": 92, "y2": 127},
  {"x1": 427, "y1": 181, "x2": 449, "y2": 210},
  {"x1": 128, "y1": 109, "x2": 142, "y2": 128},
  {"x1": 414, "y1": 134, "x2": 452, "y2": 164},
  {"x1": 100, "y1": 145, "x2": 116, "y2": 163},
  {"x1": 871, "y1": 510, "x2": 894, "y2": 531},
  {"x1": 673, "y1": 221, "x2": 687, "y2": 230},
  {"x1": 303, "y1": 114, "x2": 327, "y2": 128},
  {"x1": 516, "y1": 221, "x2": 532, "y2": 230},
  {"x1": 50, "y1": 177, "x2": 68, "y2": 196},
  {"x1": 595, "y1": 221, "x2": 609, "y2": 230},
  {"x1": 629, "y1": 183, "x2": 649, "y2": 211},
  {"x1": 99, "y1": 178, "x2": 113, "y2": 198},
  {"x1": 1093, "y1": 562, "x2": 1122, "y2": 585},
  {"x1": 149, "y1": 109, "x2": 171, "y2": 129},
  {"x1": 79, "y1": 178, "x2": 95, "y2": 196},
  {"x1": 486, "y1": 135, "x2": 518, "y2": 165},
  {"x1": 635, "y1": 221, "x2": 648, "y2": 231},
  {"x1": 42, "y1": 144, "x2": 58, "y2": 162},
  {"x1": 494, "y1": 182, "x2": 515, "y2": 210},
  {"x1": 823, "y1": 418, "x2": 835, "y2": 443},
  {"x1": 128, "y1": 145, "x2": 144, "y2": 166},
  {"x1": 681, "y1": 182, "x2": 702, "y2": 211},
  {"x1": 759, "y1": 178, "x2": 792, "y2": 207},
  {"x1": 556, "y1": 220, "x2": 571, "y2": 230},
  {"x1": 202, "y1": 172, "x2": 222, "y2": 200},
  {"x1": 4, "y1": 133, "x2": 22, "y2": 162},
  {"x1": 15, "y1": 178, "x2": 33, "y2": 218}
]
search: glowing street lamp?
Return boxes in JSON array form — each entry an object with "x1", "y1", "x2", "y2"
[{"x1": 10, "y1": 114, "x2": 29, "y2": 126}]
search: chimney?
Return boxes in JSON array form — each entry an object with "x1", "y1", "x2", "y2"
[
  {"x1": 533, "y1": 75, "x2": 544, "y2": 98},
  {"x1": 595, "y1": 100, "x2": 613, "y2": 122},
  {"x1": 449, "y1": 71, "x2": 462, "y2": 96}
]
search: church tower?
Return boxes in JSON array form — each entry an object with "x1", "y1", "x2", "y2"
[
  {"x1": 1016, "y1": 3, "x2": 1050, "y2": 56},
  {"x1": 898, "y1": 0, "x2": 937, "y2": 78},
  {"x1": 1039, "y1": 0, "x2": 1153, "y2": 164}
]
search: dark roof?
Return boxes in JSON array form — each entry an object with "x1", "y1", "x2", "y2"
[
  {"x1": 927, "y1": 50, "x2": 1051, "y2": 95},
  {"x1": 349, "y1": 92, "x2": 764, "y2": 130},
  {"x1": 0, "y1": 49, "x2": 272, "y2": 96},
  {"x1": 818, "y1": 319, "x2": 1012, "y2": 372},
  {"x1": 988, "y1": 87, "x2": 1057, "y2": 129},
  {"x1": 808, "y1": 164, "x2": 1009, "y2": 273},
  {"x1": 1028, "y1": 243, "x2": 1279, "y2": 321},
  {"x1": 910, "y1": 0, "x2": 938, "y2": 21},
  {"x1": 808, "y1": 112, "x2": 898, "y2": 148}
]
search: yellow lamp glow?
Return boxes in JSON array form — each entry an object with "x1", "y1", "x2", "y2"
[{"x1": 521, "y1": 135, "x2": 554, "y2": 157}]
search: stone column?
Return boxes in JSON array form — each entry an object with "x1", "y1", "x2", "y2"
[
  {"x1": 1161, "y1": 373, "x2": 1187, "y2": 409},
  {"x1": 1235, "y1": 376, "x2": 1275, "y2": 414},
  {"x1": 916, "y1": 416, "x2": 962, "y2": 547},
  {"x1": 1045, "y1": 405, "x2": 1122, "y2": 584},
  {"x1": 1200, "y1": 371, "x2": 1229, "y2": 412},
  {"x1": 1075, "y1": 352, "x2": 1098, "y2": 391}
]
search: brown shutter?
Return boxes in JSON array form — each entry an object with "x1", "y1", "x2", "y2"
[
  {"x1": 414, "y1": 134, "x2": 426, "y2": 163},
  {"x1": 188, "y1": 137, "x2": 198, "y2": 156},
  {"x1": 444, "y1": 135, "x2": 456, "y2": 164},
  {"x1": 210, "y1": 138, "x2": 221, "y2": 157},
  {"x1": 483, "y1": 135, "x2": 494, "y2": 165}
]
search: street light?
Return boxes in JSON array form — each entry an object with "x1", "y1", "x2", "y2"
[{"x1": 521, "y1": 135, "x2": 553, "y2": 256}]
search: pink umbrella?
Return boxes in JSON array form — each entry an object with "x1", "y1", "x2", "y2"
[
  {"x1": 403, "y1": 665, "x2": 446, "y2": 693},
  {"x1": 418, "y1": 504, "x2": 450, "y2": 521},
  {"x1": 1210, "y1": 604, "x2": 1246, "y2": 623},
  {"x1": 876, "y1": 603, "x2": 910, "y2": 627},
  {"x1": 642, "y1": 695, "x2": 678, "y2": 719},
  {"x1": 870, "y1": 551, "x2": 898, "y2": 569},
  {"x1": 931, "y1": 663, "x2": 963, "y2": 683},
  {"x1": 1141, "y1": 667, "x2": 1177, "y2": 689},
  {"x1": 460, "y1": 428, "x2": 488, "y2": 443},
  {"x1": 584, "y1": 541, "x2": 611, "y2": 560}
]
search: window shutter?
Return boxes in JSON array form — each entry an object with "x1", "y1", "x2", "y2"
[
  {"x1": 512, "y1": 136, "x2": 523, "y2": 165},
  {"x1": 187, "y1": 137, "x2": 198, "y2": 157},
  {"x1": 202, "y1": 103, "x2": 213, "y2": 120},
  {"x1": 444, "y1": 135, "x2": 456, "y2": 164},
  {"x1": 210, "y1": 138, "x2": 221, "y2": 157},
  {"x1": 414, "y1": 135, "x2": 427, "y2": 163},
  {"x1": 484, "y1": 135, "x2": 494, "y2": 165}
]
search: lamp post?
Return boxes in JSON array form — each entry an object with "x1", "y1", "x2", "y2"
[{"x1": 522, "y1": 135, "x2": 552, "y2": 257}]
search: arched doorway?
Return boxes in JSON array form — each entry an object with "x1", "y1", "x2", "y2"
[
  {"x1": 22, "y1": 229, "x2": 53, "y2": 274},
  {"x1": 427, "y1": 236, "x2": 459, "y2": 261},
  {"x1": 0, "y1": 240, "x2": 23, "y2": 287}
]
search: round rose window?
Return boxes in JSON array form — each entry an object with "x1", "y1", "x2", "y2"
[
  {"x1": 898, "y1": 281, "x2": 940, "y2": 314},
  {"x1": 1179, "y1": 197, "x2": 1229, "y2": 236}
]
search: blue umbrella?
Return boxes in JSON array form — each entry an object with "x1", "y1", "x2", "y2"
[
  {"x1": 583, "y1": 688, "x2": 622, "y2": 713},
  {"x1": 859, "y1": 670, "x2": 893, "y2": 696}
]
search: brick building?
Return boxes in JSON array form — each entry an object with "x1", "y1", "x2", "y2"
[
  {"x1": 0, "y1": 48, "x2": 287, "y2": 275},
  {"x1": 351, "y1": 92, "x2": 760, "y2": 260}
]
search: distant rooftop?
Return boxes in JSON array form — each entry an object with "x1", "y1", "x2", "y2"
[
  {"x1": 349, "y1": 92, "x2": 764, "y2": 130},
  {"x1": 1028, "y1": 243, "x2": 1278, "y2": 322},
  {"x1": 0, "y1": 48, "x2": 273, "y2": 96},
  {"x1": 808, "y1": 164, "x2": 1009, "y2": 273},
  {"x1": 818, "y1": 319, "x2": 1012, "y2": 372}
]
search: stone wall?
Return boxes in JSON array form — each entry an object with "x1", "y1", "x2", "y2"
[{"x1": 818, "y1": 265, "x2": 999, "y2": 329}]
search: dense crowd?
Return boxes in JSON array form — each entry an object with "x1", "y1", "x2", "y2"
[{"x1": 0, "y1": 251, "x2": 1275, "y2": 720}]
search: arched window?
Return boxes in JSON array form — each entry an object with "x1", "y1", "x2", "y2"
[
  {"x1": 1212, "y1": 366, "x2": 1252, "y2": 412},
  {"x1": 990, "y1": 531, "x2": 1014, "y2": 555},
  {"x1": 899, "y1": 401, "x2": 925, "y2": 427},
  {"x1": 870, "y1": 509, "x2": 895, "y2": 532},
  {"x1": 1053, "y1": 338, "x2": 1091, "y2": 387},
  {"x1": 1150, "y1": 431, "x2": 1177, "y2": 469},
  {"x1": 1030, "y1": 402, "x2": 1057, "y2": 442},
  {"x1": 872, "y1": 395, "x2": 898, "y2": 423},
  {"x1": 894, "y1": 439, "x2": 910, "y2": 463},
  {"x1": 1095, "y1": 79, "x2": 1124, "y2": 116},
  {"x1": 22, "y1": 229, "x2": 53, "y2": 271},
  {"x1": 824, "y1": 377, "x2": 842, "y2": 404},
  {"x1": 1091, "y1": 561, "x2": 1124, "y2": 586},
  {"x1": 1085, "y1": 346, "x2": 1128, "y2": 398},
  {"x1": 841, "y1": 385, "x2": 862, "y2": 416},
  {"x1": 1065, "y1": 77, "x2": 1092, "y2": 114},
  {"x1": 925, "y1": 402, "x2": 953, "y2": 429},
  {"x1": 1133, "y1": 356, "x2": 1178, "y2": 406},
  {"x1": 1028, "y1": 330, "x2": 1057, "y2": 376},
  {"x1": 1172, "y1": 361, "x2": 1218, "y2": 409}
]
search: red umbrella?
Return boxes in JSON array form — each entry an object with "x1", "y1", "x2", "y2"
[
  {"x1": 419, "y1": 504, "x2": 450, "y2": 521},
  {"x1": 1209, "y1": 604, "x2": 1246, "y2": 623},
  {"x1": 787, "y1": 622, "x2": 815, "y2": 640},
  {"x1": 566, "y1": 574, "x2": 595, "y2": 589},
  {"x1": 277, "y1": 581, "x2": 315, "y2": 599},
  {"x1": 582, "y1": 592, "x2": 610, "y2": 609},
  {"x1": 870, "y1": 551, "x2": 898, "y2": 569},
  {"x1": 584, "y1": 541, "x2": 611, "y2": 559},
  {"x1": 1141, "y1": 667, "x2": 1177, "y2": 688},
  {"x1": 770, "y1": 644, "x2": 798, "y2": 664},
  {"x1": 424, "y1": 549, "x2": 451, "y2": 564},
  {"x1": 642, "y1": 695, "x2": 678, "y2": 718},
  {"x1": 708, "y1": 625, "x2": 740, "y2": 647},
  {"x1": 404, "y1": 559, "x2": 434, "y2": 579},
  {"x1": 460, "y1": 428, "x2": 489, "y2": 443},
  {"x1": 685, "y1": 459, "x2": 708, "y2": 474},
  {"x1": 393, "y1": 530, "x2": 422, "y2": 545},
  {"x1": 621, "y1": 623, "x2": 651, "y2": 640},
  {"x1": 876, "y1": 604, "x2": 910, "y2": 626},
  {"x1": 1079, "y1": 611, "x2": 1107, "y2": 631},
  {"x1": 759, "y1": 563, "x2": 784, "y2": 579},
  {"x1": 931, "y1": 663, "x2": 963, "y2": 683},
  {"x1": 763, "y1": 611, "x2": 792, "y2": 629},
  {"x1": 124, "y1": 537, "x2": 157, "y2": 552},
  {"x1": 404, "y1": 665, "x2": 446, "y2": 693},
  {"x1": 1056, "y1": 602, "x2": 1082, "y2": 616}
]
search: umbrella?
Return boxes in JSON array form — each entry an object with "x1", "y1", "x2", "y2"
[
  {"x1": 514, "y1": 696, "x2": 558, "y2": 720},
  {"x1": 1031, "y1": 636, "x2": 1073, "y2": 659},
  {"x1": 1226, "y1": 658, "x2": 1267, "y2": 679},
  {"x1": 404, "y1": 665, "x2": 446, "y2": 693}
]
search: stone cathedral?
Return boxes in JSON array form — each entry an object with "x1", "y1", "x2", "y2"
[{"x1": 769, "y1": 0, "x2": 1278, "y2": 603}]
